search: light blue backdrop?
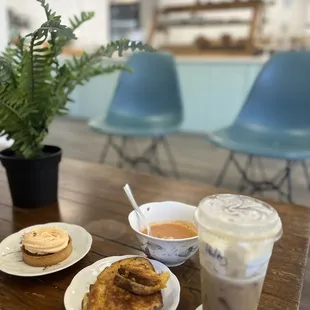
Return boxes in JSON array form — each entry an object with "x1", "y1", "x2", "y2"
[{"x1": 67, "y1": 58, "x2": 264, "y2": 133}]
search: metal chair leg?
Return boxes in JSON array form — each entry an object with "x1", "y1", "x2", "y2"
[
  {"x1": 99, "y1": 135, "x2": 112, "y2": 163},
  {"x1": 130, "y1": 137, "x2": 179, "y2": 178},
  {"x1": 215, "y1": 151, "x2": 298, "y2": 203},
  {"x1": 257, "y1": 157, "x2": 268, "y2": 181},
  {"x1": 132, "y1": 137, "x2": 160, "y2": 168},
  {"x1": 215, "y1": 151, "x2": 234, "y2": 187},
  {"x1": 285, "y1": 160, "x2": 293, "y2": 203},
  {"x1": 238, "y1": 155, "x2": 253, "y2": 192},
  {"x1": 141, "y1": 137, "x2": 159, "y2": 162},
  {"x1": 247, "y1": 157, "x2": 268, "y2": 197},
  {"x1": 133, "y1": 138, "x2": 166, "y2": 175},
  {"x1": 161, "y1": 137, "x2": 180, "y2": 179},
  {"x1": 100, "y1": 135, "x2": 179, "y2": 178},
  {"x1": 148, "y1": 138, "x2": 166, "y2": 175},
  {"x1": 117, "y1": 137, "x2": 128, "y2": 168},
  {"x1": 301, "y1": 160, "x2": 310, "y2": 191},
  {"x1": 130, "y1": 138, "x2": 139, "y2": 157},
  {"x1": 153, "y1": 142, "x2": 162, "y2": 170},
  {"x1": 110, "y1": 138, "x2": 131, "y2": 166}
]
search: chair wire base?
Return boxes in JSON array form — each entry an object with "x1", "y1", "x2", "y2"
[
  {"x1": 99, "y1": 135, "x2": 180, "y2": 178},
  {"x1": 215, "y1": 151, "x2": 310, "y2": 203}
]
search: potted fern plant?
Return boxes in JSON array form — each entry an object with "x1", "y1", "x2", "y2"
[{"x1": 0, "y1": 0, "x2": 153, "y2": 208}]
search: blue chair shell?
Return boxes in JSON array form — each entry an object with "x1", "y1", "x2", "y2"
[
  {"x1": 208, "y1": 51, "x2": 310, "y2": 160},
  {"x1": 89, "y1": 52, "x2": 183, "y2": 137}
]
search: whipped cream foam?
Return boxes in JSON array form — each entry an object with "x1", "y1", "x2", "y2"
[
  {"x1": 22, "y1": 227, "x2": 69, "y2": 255},
  {"x1": 196, "y1": 194, "x2": 282, "y2": 240},
  {"x1": 195, "y1": 194, "x2": 283, "y2": 279}
]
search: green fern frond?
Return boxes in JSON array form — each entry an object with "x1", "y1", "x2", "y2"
[
  {"x1": 61, "y1": 38, "x2": 154, "y2": 103},
  {"x1": 0, "y1": 0, "x2": 154, "y2": 158},
  {"x1": 0, "y1": 97, "x2": 27, "y2": 126},
  {"x1": 2, "y1": 40, "x2": 26, "y2": 78},
  {"x1": 65, "y1": 39, "x2": 153, "y2": 76},
  {"x1": 69, "y1": 12, "x2": 95, "y2": 31},
  {"x1": 0, "y1": 83, "x2": 42, "y2": 158},
  {"x1": 55, "y1": 12, "x2": 95, "y2": 49},
  {"x1": 0, "y1": 57, "x2": 14, "y2": 84},
  {"x1": 101, "y1": 38, "x2": 156, "y2": 58},
  {"x1": 40, "y1": 20, "x2": 76, "y2": 40},
  {"x1": 27, "y1": 19, "x2": 76, "y2": 42},
  {"x1": 91, "y1": 64, "x2": 133, "y2": 76},
  {"x1": 37, "y1": 0, "x2": 60, "y2": 21}
]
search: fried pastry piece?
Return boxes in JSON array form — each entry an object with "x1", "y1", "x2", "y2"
[
  {"x1": 114, "y1": 265, "x2": 170, "y2": 295},
  {"x1": 82, "y1": 257, "x2": 164, "y2": 310}
]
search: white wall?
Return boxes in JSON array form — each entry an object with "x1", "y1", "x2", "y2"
[
  {"x1": 264, "y1": 0, "x2": 307, "y2": 37},
  {"x1": 5, "y1": 0, "x2": 308, "y2": 48},
  {"x1": 7, "y1": 0, "x2": 110, "y2": 48},
  {"x1": 0, "y1": 0, "x2": 8, "y2": 51},
  {"x1": 6, "y1": 0, "x2": 158, "y2": 48}
]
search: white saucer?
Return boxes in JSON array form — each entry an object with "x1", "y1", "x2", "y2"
[
  {"x1": 64, "y1": 254, "x2": 181, "y2": 310},
  {"x1": 0, "y1": 222, "x2": 92, "y2": 277},
  {"x1": 196, "y1": 305, "x2": 202, "y2": 310}
]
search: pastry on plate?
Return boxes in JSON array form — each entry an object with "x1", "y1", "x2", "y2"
[
  {"x1": 21, "y1": 226, "x2": 72, "y2": 267},
  {"x1": 82, "y1": 257, "x2": 170, "y2": 310}
]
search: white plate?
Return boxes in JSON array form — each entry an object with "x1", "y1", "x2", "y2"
[
  {"x1": 196, "y1": 306, "x2": 202, "y2": 310},
  {"x1": 0, "y1": 222, "x2": 92, "y2": 277},
  {"x1": 64, "y1": 255, "x2": 181, "y2": 310}
]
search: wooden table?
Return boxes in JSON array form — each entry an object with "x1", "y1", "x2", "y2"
[{"x1": 0, "y1": 158, "x2": 310, "y2": 310}]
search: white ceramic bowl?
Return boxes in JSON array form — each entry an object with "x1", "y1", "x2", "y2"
[{"x1": 128, "y1": 201, "x2": 199, "y2": 267}]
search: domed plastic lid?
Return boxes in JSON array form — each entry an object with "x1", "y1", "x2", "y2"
[{"x1": 195, "y1": 194, "x2": 282, "y2": 241}]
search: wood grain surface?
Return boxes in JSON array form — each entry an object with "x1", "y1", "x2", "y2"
[{"x1": 0, "y1": 158, "x2": 309, "y2": 310}]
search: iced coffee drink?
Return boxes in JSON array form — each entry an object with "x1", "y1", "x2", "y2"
[{"x1": 194, "y1": 194, "x2": 282, "y2": 310}]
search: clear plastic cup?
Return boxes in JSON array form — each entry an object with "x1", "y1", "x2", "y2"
[{"x1": 194, "y1": 194, "x2": 282, "y2": 310}]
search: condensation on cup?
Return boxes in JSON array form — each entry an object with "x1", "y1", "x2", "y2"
[{"x1": 194, "y1": 194, "x2": 283, "y2": 310}]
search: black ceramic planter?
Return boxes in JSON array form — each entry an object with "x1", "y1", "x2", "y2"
[{"x1": 0, "y1": 145, "x2": 62, "y2": 208}]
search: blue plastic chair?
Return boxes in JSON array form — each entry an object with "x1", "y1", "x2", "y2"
[
  {"x1": 89, "y1": 52, "x2": 183, "y2": 176},
  {"x1": 208, "y1": 51, "x2": 310, "y2": 202}
]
